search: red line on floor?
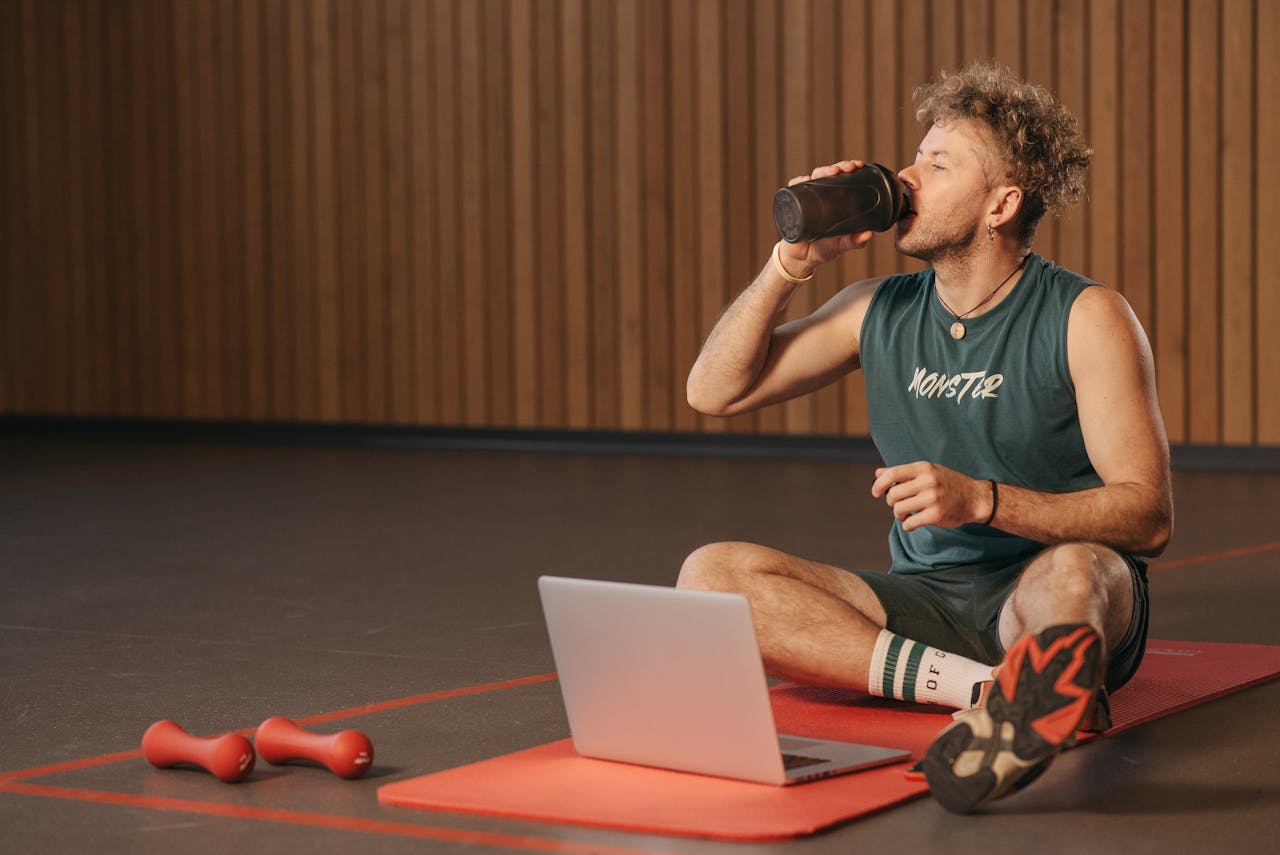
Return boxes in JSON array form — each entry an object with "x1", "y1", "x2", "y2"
[
  {"x1": 0, "y1": 781, "x2": 676, "y2": 855},
  {"x1": 292, "y1": 672, "x2": 559, "y2": 726},
  {"x1": 1148, "y1": 539, "x2": 1280, "y2": 573},
  {"x1": 0, "y1": 749, "x2": 145, "y2": 784}
]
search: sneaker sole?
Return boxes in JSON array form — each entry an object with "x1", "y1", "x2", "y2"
[{"x1": 922, "y1": 623, "x2": 1105, "y2": 813}]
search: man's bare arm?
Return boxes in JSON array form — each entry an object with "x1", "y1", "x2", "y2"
[{"x1": 686, "y1": 262, "x2": 881, "y2": 418}]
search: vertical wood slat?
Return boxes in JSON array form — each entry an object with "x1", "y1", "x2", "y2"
[
  {"x1": 83, "y1": 0, "x2": 110, "y2": 415},
  {"x1": 1186, "y1": 0, "x2": 1221, "y2": 443},
  {"x1": 50, "y1": 0, "x2": 76, "y2": 414},
  {"x1": 483, "y1": 0, "x2": 515, "y2": 427},
  {"x1": 1054, "y1": 0, "x2": 1087, "y2": 279},
  {"x1": 838, "y1": 0, "x2": 872, "y2": 437},
  {"x1": 311, "y1": 0, "x2": 340, "y2": 422},
  {"x1": 240, "y1": 0, "x2": 269, "y2": 421},
  {"x1": 589, "y1": 0, "x2": 618, "y2": 429},
  {"x1": 1257, "y1": 0, "x2": 1280, "y2": 445},
  {"x1": 533, "y1": 0, "x2": 565, "y2": 427},
  {"x1": 150, "y1": 0, "x2": 181, "y2": 418},
  {"x1": 641, "y1": 0, "x2": 672, "y2": 431},
  {"x1": 169, "y1": 0, "x2": 196, "y2": 417},
  {"x1": 358, "y1": 0, "x2": 387, "y2": 421},
  {"x1": 0, "y1": 3, "x2": 13, "y2": 412},
  {"x1": 615, "y1": 0, "x2": 645, "y2": 431},
  {"x1": 781, "y1": 1, "x2": 813, "y2": 435},
  {"x1": 383, "y1": 0, "x2": 411, "y2": 425},
  {"x1": 695, "y1": 0, "x2": 726, "y2": 434},
  {"x1": 1086, "y1": 0, "x2": 1120, "y2": 316},
  {"x1": 0, "y1": 0, "x2": 1277, "y2": 448},
  {"x1": 1119, "y1": 0, "x2": 1154, "y2": 333},
  {"x1": 560, "y1": 0, "x2": 591, "y2": 430},
  {"x1": 751, "y1": 0, "x2": 783, "y2": 436},
  {"x1": 288, "y1": 0, "x2": 318, "y2": 421},
  {"x1": 1219, "y1": 0, "x2": 1255, "y2": 444},
  {"x1": 721, "y1": 0, "x2": 754, "y2": 436},
  {"x1": 431, "y1": 0, "x2": 462, "y2": 424},
  {"x1": 197, "y1": 0, "x2": 227, "y2": 418},
  {"x1": 43, "y1": 0, "x2": 71, "y2": 416},
  {"x1": 667, "y1": 0, "x2": 698, "y2": 434},
  {"x1": 808, "y1": 0, "x2": 840, "y2": 436},
  {"x1": 217, "y1": 0, "x2": 246, "y2": 421},
  {"x1": 1024, "y1": 0, "x2": 1057, "y2": 264},
  {"x1": 1153, "y1": 0, "x2": 1187, "y2": 443},
  {"x1": 406, "y1": 0, "x2": 436, "y2": 426},
  {"x1": 509, "y1": 0, "x2": 539, "y2": 428},
  {"x1": 868, "y1": 0, "x2": 901, "y2": 287}
]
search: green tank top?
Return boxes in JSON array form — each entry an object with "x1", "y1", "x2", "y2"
[{"x1": 859, "y1": 253, "x2": 1102, "y2": 574}]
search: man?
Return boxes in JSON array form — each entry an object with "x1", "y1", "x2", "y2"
[{"x1": 678, "y1": 61, "x2": 1173, "y2": 813}]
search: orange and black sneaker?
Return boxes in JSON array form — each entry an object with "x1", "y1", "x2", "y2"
[{"x1": 921, "y1": 623, "x2": 1107, "y2": 813}]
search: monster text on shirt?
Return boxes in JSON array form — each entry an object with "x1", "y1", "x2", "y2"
[{"x1": 907, "y1": 366, "x2": 1003, "y2": 404}]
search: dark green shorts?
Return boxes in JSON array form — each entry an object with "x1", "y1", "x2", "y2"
[{"x1": 848, "y1": 551, "x2": 1149, "y2": 693}]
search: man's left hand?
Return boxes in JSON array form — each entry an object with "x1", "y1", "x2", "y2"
[{"x1": 871, "y1": 462, "x2": 991, "y2": 532}]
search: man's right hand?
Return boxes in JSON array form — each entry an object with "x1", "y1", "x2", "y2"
[{"x1": 775, "y1": 160, "x2": 877, "y2": 280}]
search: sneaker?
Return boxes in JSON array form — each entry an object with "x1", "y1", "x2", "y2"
[{"x1": 921, "y1": 623, "x2": 1106, "y2": 813}]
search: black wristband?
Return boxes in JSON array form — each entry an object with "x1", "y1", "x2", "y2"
[{"x1": 981, "y1": 479, "x2": 998, "y2": 526}]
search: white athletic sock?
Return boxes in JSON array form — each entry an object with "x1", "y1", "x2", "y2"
[{"x1": 867, "y1": 630, "x2": 995, "y2": 709}]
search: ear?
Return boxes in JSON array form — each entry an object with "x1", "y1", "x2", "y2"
[{"x1": 987, "y1": 185, "x2": 1024, "y2": 231}]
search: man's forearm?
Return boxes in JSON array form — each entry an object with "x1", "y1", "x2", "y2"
[{"x1": 992, "y1": 480, "x2": 1173, "y2": 557}]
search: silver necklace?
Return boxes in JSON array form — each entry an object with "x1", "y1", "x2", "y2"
[{"x1": 937, "y1": 260, "x2": 1026, "y2": 340}]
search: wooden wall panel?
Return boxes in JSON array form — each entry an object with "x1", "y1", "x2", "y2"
[{"x1": 1, "y1": 0, "x2": 1277, "y2": 447}]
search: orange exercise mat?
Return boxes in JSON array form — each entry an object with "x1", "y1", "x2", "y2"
[{"x1": 378, "y1": 640, "x2": 1280, "y2": 841}]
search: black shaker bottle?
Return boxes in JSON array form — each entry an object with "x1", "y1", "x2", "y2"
[{"x1": 773, "y1": 163, "x2": 908, "y2": 243}]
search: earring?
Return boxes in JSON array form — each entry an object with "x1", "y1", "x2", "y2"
[{"x1": 987, "y1": 224, "x2": 995, "y2": 242}]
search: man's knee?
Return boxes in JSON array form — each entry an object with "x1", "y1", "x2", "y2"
[
  {"x1": 677, "y1": 541, "x2": 758, "y2": 592},
  {"x1": 1033, "y1": 542, "x2": 1132, "y2": 599},
  {"x1": 1005, "y1": 542, "x2": 1134, "y2": 648},
  {"x1": 1028, "y1": 542, "x2": 1111, "y2": 599}
]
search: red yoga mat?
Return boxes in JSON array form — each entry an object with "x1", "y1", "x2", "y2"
[{"x1": 378, "y1": 640, "x2": 1280, "y2": 841}]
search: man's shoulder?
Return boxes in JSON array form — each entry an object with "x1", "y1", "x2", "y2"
[{"x1": 1033, "y1": 255, "x2": 1104, "y2": 291}]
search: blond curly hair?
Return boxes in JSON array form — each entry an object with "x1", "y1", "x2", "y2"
[{"x1": 914, "y1": 60, "x2": 1092, "y2": 245}]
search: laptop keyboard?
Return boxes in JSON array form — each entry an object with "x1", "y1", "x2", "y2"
[{"x1": 781, "y1": 752, "x2": 827, "y2": 771}]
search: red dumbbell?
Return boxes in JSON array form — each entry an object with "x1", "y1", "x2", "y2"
[
  {"x1": 141, "y1": 720, "x2": 256, "y2": 783},
  {"x1": 254, "y1": 716, "x2": 374, "y2": 779}
]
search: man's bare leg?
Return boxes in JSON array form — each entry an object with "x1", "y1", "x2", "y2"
[
  {"x1": 677, "y1": 541, "x2": 996, "y2": 709},
  {"x1": 677, "y1": 541, "x2": 887, "y2": 689}
]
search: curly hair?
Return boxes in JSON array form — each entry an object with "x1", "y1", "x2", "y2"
[{"x1": 914, "y1": 60, "x2": 1092, "y2": 245}]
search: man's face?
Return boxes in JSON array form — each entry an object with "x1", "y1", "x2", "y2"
[{"x1": 894, "y1": 120, "x2": 1004, "y2": 264}]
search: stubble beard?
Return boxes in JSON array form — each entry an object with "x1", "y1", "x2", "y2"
[{"x1": 894, "y1": 214, "x2": 985, "y2": 269}]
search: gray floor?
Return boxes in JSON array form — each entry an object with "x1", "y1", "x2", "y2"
[{"x1": 1, "y1": 432, "x2": 1277, "y2": 854}]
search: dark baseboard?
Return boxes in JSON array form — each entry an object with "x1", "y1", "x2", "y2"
[{"x1": 2, "y1": 415, "x2": 1278, "y2": 473}]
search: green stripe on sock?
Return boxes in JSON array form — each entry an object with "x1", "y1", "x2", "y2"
[
  {"x1": 902, "y1": 640, "x2": 927, "y2": 703},
  {"x1": 882, "y1": 635, "x2": 905, "y2": 698}
]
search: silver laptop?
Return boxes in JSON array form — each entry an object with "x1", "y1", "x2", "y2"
[{"x1": 537, "y1": 576, "x2": 912, "y2": 785}]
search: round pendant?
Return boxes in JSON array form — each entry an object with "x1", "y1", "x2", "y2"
[{"x1": 950, "y1": 321, "x2": 966, "y2": 340}]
